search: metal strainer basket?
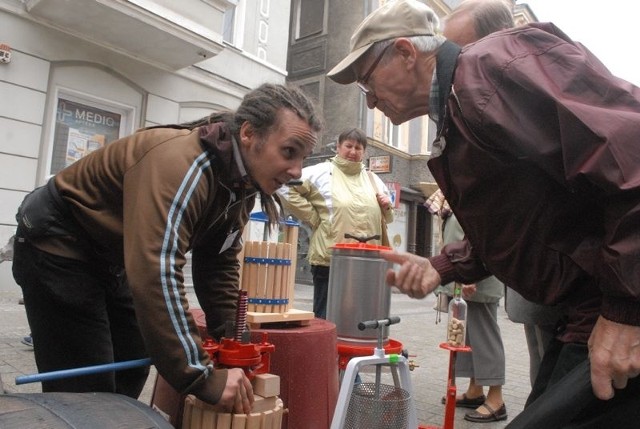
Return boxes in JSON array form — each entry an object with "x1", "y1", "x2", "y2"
[{"x1": 342, "y1": 382, "x2": 411, "y2": 429}]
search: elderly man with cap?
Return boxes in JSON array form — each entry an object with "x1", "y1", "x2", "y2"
[{"x1": 328, "y1": 1, "x2": 640, "y2": 428}]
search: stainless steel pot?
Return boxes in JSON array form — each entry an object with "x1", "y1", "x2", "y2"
[{"x1": 326, "y1": 243, "x2": 392, "y2": 346}]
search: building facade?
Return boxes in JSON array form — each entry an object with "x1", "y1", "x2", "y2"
[{"x1": 0, "y1": 0, "x2": 292, "y2": 291}]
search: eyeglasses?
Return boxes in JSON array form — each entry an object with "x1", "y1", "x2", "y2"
[{"x1": 356, "y1": 44, "x2": 392, "y2": 95}]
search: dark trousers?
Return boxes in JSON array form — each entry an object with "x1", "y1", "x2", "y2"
[
  {"x1": 508, "y1": 339, "x2": 640, "y2": 428},
  {"x1": 311, "y1": 265, "x2": 330, "y2": 319},
  {"x1": 12, "y1": 237, "x2": 149, "y2": 398}
]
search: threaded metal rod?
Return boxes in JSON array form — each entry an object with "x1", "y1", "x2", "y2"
[{"x1": 235, "y1": 290, "x2": 249, "y2": 341}]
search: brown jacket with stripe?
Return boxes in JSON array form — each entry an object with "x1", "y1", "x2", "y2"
[{"x1": 47, "y1": 122, "x2": 256, "y2": 404}]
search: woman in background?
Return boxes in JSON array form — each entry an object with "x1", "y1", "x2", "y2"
[{"x1": 277, "y1": 128, "x2": 393, "y2": 318}]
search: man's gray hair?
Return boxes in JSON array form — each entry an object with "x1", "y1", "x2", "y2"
[
  {"x1": 366, "y1": 34, "x2": 446, "y2": 61},
  {"x1": 449, "y1": 0, "x2": 515, "y2": 38}
]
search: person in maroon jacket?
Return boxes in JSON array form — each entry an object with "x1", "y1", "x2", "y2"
[
  {"x1": 327, "y1": 0, "x2": 640, "y2": 427},
  {"x1": 12, "y1": 83, "x2": 322, "y2": 414}
]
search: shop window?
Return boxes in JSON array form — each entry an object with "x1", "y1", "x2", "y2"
[{"x1": 49, "y1": 93, "x2": 132, "y2": 175}]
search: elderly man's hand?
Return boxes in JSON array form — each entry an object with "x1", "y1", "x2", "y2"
[
  {"x1": 380, "y1": 250, "x2": 441, "y2": 298},
  {"x1": 588, "y1": 316, "x2": 640, "y2": 400}
]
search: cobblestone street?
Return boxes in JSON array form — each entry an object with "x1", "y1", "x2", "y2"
[{"x1": 1, "y1": 283, "x2": 531, "y2": 428}]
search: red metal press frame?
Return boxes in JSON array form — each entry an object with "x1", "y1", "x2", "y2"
[
  {"x1": 200, "y1": 290, "x2": 276, "y2": 380},
  {"x1": 419, "y1": 343, "x2": 472, "y2": 429},
  {"x1": 336, "y1": 338, "x2": 404, "y2": 370}
]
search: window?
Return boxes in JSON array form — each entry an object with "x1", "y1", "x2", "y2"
[
  {"x1": 364, "y1": 105, "x2": 431, "y2": 154},
  {"x1": 41, "y1": 64, "x2": 141, "y2": 181},
  {"x1": 295, "y1": 0, "x2": 325, "y2": 40},
  {"x1": 223, "y1": 2, "x2": 237, "y2": 44},
  {"x1": 49, "y1": 92, "x2": 132, "y2": 174}
]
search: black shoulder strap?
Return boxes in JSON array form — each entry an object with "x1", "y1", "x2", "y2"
[{"x1": 435, "y1": 40, "x2": 462, "y2": 134}]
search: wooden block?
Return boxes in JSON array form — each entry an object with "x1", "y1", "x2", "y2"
[
  {"x1": 249, "y1": 394, "x2": 278, "y2": 413},
  {"x1": 274, "y1": 399, "x2": 284, "y2": 429},
  {"x1": 246, "y1": 309, "x2": 314, "y2": 326},
  {"x1": 274, "y1": 407, "x2": 283, "y2": 429},
  {"x1": 181, "y1": 395, "x2": 195, "y2": 429},
  {"x1": 252, "y1": 373, "x2": 280, "y2": 398},
  {"x1": 257, "y1": 241, "x2": 269, "y2": 313},
  {"x1": 273, "y1": 243, "x2": 285, "y2": 313},
  {"x1": 261, "y1": 410, "x2": 274, "y2": 429},
  {"x1": 190, "y1": 404, "x2": 203, "y2": 429},
  {"x1": 264, "y1": 242, "x2": 276, "y2": 313},
  {"x1": 285, "y1": 225, "x2": 298, "y2": 310},
  {"x1": 280, "y1": 241, "x2": 290, "y2": 314},
  {"x1": 231, "y1": 414, "x2": 247, "y2": 429},
  {"x1": 247, "y1": 242, "x2": 258, "y2": 312},
  {"x1": 246, "y1": 413, "x2": 262, "y2": 429},
  {"x1": 217, "y1": 413, "x2": 232, "y2": 428},
  {"x1": 201, "y1": 407, "x2": 216, "y2": 428}
]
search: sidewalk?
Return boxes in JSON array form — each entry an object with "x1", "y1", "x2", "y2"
[{"x1": 1, "y1": 284, "x2": 532, "y2": 428}]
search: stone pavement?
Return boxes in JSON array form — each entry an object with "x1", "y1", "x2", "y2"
[{"x1": 1, "y1": 283, "x2": 533, "y2": 428}]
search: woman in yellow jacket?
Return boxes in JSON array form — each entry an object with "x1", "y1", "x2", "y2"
[{"x1": 277, "y1": 128, "x2": 393, "y2": 318}]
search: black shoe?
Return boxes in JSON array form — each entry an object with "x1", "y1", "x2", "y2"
[
  {"x1": 21, "y1": 336, "x2": 33, "y2": 347},
  {"x1": 464, "y1": 403, "x2": 508, "y2": 423},
  {"x1": 441, "y1": 393, "x2": 486, "y2": 408}
]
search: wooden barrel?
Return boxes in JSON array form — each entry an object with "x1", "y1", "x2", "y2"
[
  {"x1": 0, "y1": 392, "x2": 173, "y2": 428},
  {"x1": 242, "y1": 241, "x2": 292, "y2": 313},
  {"x1": 182, "y1": 395, "x2": 284, "y2": 429}
]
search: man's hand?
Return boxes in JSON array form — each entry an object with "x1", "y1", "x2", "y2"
[
  {"x1": 376, "y1": 193, "x2": 392, "y2": 211},
  {"x1": 461, "y1": 284, "x2": 477, "y2": 299},
  {"x1": 216, "y1": 368, "x2": 254, "y2": 414},
  {"x1": 588, "y1": 316, "x2": 640, "y2": 400},
  {"x1": 380, "y1": 250, "x2": 441, "y2": 299}
]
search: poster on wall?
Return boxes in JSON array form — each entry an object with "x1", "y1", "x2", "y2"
[
  {"x1": 65, "y1": 128, "x2": 106, "y2": 166},
  {"x1": 52, "y1": 98, "x2": 121, "y2": 172},
  {"x1": 369, "y1": 155, "x2": 391, "y2": 173},
  {"x1": 385, "y1": 182, "x2": 401, "y2": 208},
  {"x1": 387, "y1": 202, "x2": 407, "y2": 251}
]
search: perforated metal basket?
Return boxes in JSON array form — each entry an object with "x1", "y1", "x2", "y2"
[{"x1": 343, "y1": 382, "x2": 411, "y2": 429}]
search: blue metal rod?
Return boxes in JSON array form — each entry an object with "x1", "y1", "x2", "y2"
[{"x1": 15, "y1": 358, "x2": 152, "y2": 385}]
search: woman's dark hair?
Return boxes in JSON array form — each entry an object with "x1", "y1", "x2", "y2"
[
  {"x1": 338, "y1": 128, "x2": 367, "y2": 150},
  {"x1": 179, "y1": 83, "x2": 323, "y2": 229}
]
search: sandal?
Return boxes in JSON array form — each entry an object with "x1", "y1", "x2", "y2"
[
  {"x1": 464, "y1": 402, "x2": 508, "y2": 423},
  {"x1": 440, "y1": 393, "x2": 486, "y2": 408}
]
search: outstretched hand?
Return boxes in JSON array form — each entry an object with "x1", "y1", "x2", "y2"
[
  {"x1": 588, "y1": 316, "x2": 640, "y2": 400},
  {"x1": 380, "y1": 250, "x2": 441, "y2": 299}
]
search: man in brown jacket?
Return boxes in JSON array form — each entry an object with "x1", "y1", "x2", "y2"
[{"x1": 12, "y1": 83, "x2": 321, "y2": 414}]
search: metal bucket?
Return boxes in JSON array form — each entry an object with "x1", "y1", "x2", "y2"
[{"x1": 326, "y1": 243, "x2": 392, "y2": 346}]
